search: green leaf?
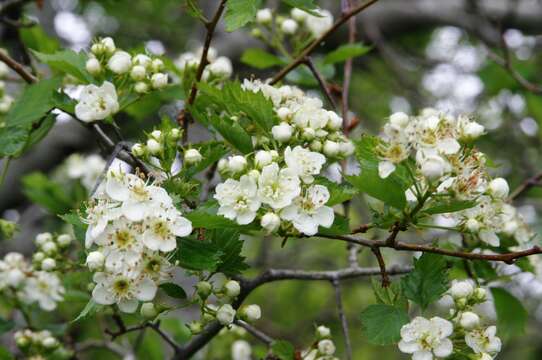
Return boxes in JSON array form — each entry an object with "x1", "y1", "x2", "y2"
[
  {"x1": 281, "y1": 0, "x2": 319, "y2": 15},
  {"x1": 183, "y1": 0, "x2": 207, "y2": 22},
  {"x1": 224, "y1": 0, "x2": 262, "y2": 32},
  {"x1": 348, "y1": 135, "x2": 411, "y2": 209},
  {"x1": 314, "y1": 176, "x2": 357, "y2": 206},
  {"x1": 32, "y1": 50, "x2": 93, "y2": 83},
  {"x1": 270, "y1": 340, "x2": 296, "y2": 360},
  {"x1": 372, "y1": 278, "x2": 408, "y2": 309},
  {"x1": 124, "y1": 84, "x2": 184, "y2": 120},
  {"x1": 59, "y1": 211, "x2": 87, "y2": 245},
  {"x1": 159, "y1": 283, "x2": 187, "y2": 299},
  {"x1": 401, "y1": 253, "x2": 449, "y2": 310},
  {"x1": 22, "y1": 172, "x2": 75, "y2": 214},
  {"x1": 72, "y1": 300, "x2": 99, "y2": 323},
  {"x1": 0, "y1": 346, "x2": 14, "y2": 360},
  {"x1": 184, "y1": 200, "x2": 245, "y2": 229},
  {"x1": 176, "y1": 237, "x2": 223, "y2": 271},
  {"x1": 0, "y1": 317, "x2": 14, "y2": 335},
  {"x1": 491, "y1": 287, "x2": 527, "y2": 339},
  {"x1": 208, "y1": 113, "x2": 254, "y2": 154},
  {"x1": 360, "y1": 304, "x2": 409, "y2": 345},
  {"x1": 209, "y1": 228, "x2": 248, "y2": 275},
  {"x1": 423, "y1": 199, "x2": 477, "y2": 215},
  {"x1": 241, "y1": 48, "x2": 286, "y2": 69},
  {"x1": 19, "y1": 25, "x2": 60, "y2": 54},
  {"x1": 318, "y1": 214, "x2": 349, "y2": 236},
  {"x1": 324, "y1": 43, "x2": 372, "y2": 64}
]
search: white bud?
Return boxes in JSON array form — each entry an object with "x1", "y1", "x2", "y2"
[
  {"x1": 131, "y1": 143, "x2": 145, "y2": 156},
  {"x1": 150, "y1": 130, "x2": 162, "y2": 139},
  {"x1": 291, "y1": 8, "x2": 308, "y2": 21},
  {"x1": 488, "y1": 178, "x2": 509, "y2": 199},
  {"x1": 208, "y1": 57, "x2": 232, "y2": 78},
  {"x1": 170, "y1": 128, "x2": 181, "y2": 139},
  {"x1": 42, "y1": 241, "x2": 57, "y2": 254},
  {"x1": 256, "y1": 8, "x2": 272, "y2": 24},
  {"x1": 86, "y1": 251, "x2": 105, "y2": 271},
  {"x1": 224, "y1": 280, "x2": 241, "y2": 297},
  {"x1": 420, "y1": 156, "x2": 446, "y2": 180},
  {"x1": 140, "y1": 302, "x2": 158, "y2": 319},
  {"x1": 228, "y1": 155, "x2": 247, "y2": 173},
  {"x1": 272, "y1": 122, "x2": 293, "y2": 142},
  {"x1": 33, "y1": 252, "x2": 45, "y2": 262},
  {"x1": 151, "y1": 73, "x2": 168, "y2": 89},
  {"x1": 57, "y1": 234, "x2": 72, "y2": 247},
  {"x1": 473, "y1": 287, "x2": 487, "y2": 302},
  {"x1": 217, "y1": 158, "x2": 229, "y2": 173},
  {"x1": 107, "y1": 51, "x2": 132, "y2": 74},
  {"x1": 196, "y1": 281, "x2": 212, "y2": 298},
  {"x1": 260, "y1": 212, "x2": 280, "y2": 233},
  {"x1": 323, "y1": 140, "x2": 340, "y2": 157},
  {"x1": 130, "y1": 65, "x2": 146, "y2": 80},
  {"x1": 465, "y1": 218, "x2": 480, "y2": 232},
  {"x1": 302, "y1": 128, "x2": 316, "y2": 140},
  {"x1": 36, "y1": 232, "x2": 53, "y2": 246},
  {"x1": 85, "y1": 58, "x2": 101, "y2": 75},
  {"x1": 389, "y1": 112, "x2": 409, "y2": 127},
  {"x1": 255, "y1": 151, "x2": 273, "y2": 168},
  {"x1": 133, "y1": 54, "x2": 152, "y2": 68},
  {"x1": 316, "y1": 325, "x2": 331, "y2": 338},
  {"x1": 151, "y1": 58, "x2": 164, "y2": 72},
  {"x1": 216, "y1": 304, "x2": 236, "y2": 325},
  {"x1": 318, "y1": 339, "x2": 336, "y2": 355},
  {"x1": 184, "y1": 149, "x2": 203, "y2": 164},
  {"x1": 277, "y1": 107, "x2": 291, "y2": 121},
  {"x1": 281, "y1": 19, "x2": 298, "y2": 34},
  {"x1": 463, "y1": 121, "x2": 485, "y2": 140},
  {"x1": 310, "y1": 140, "x2": 323, "y2": 152},
  {"x1": 101, "y1": 37, "x2": 116, "y2": 54},
  {"x1": 339, "y1": 141, "x2": 355, "y2": 157},
  {"x1": 146, "y1": 139, "x2": 162, "y2": 154},
  {"x1": 41, "y1": 258, "x2": 56, "y2": 271},
  {"x1": 242, "y1": 304, "x2": 261, "y2": 322},
  {"x1": 269, "y1": 150, "x2": 279, "y2": 160},
  {"x1": 134, "y1": 81, "x2": 149, "y2": 94},
  {"x1": 459, "y1": 311, "x2": 480, "y2": 329},
  {"x1": 450, "y1": 281, "x2": 474, "y2": 299},
  {"x1": 41, "y1": 337, "x2": 58, "y2": 349},
  {"x1": 327, "y1": 111, "x2": 343, "y2": 130}
]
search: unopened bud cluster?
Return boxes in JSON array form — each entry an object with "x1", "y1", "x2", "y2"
[
  {"x1": 300, "y1": 324, "x2": 338, "y2": 360},
  {"x1": 14, "y1": 329, "x2": 71, "y2": 359},
  {"x1": 131, "y1": 127, "x2": 182, "y2": 161},
  {"x1": 175, "y1": 46, "x2": 232, "y2": 82}
]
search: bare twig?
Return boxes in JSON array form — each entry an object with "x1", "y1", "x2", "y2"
[
  {"x1": 341, "y1": 0, "x2": 357, "y2": 128},
  {"x1": 370, "y1": 247, "x2": 390, "y2": 287},
  {"x1": 236, "y1": 320, "x2": 274, "y2": 346},
  {"x1": 0, "y1": 50, "x2": 37, "y2": 83},
  {"x1": 508, "y1": 171, "x2": 542, "y2": 201},
  {"x1": 304, "y1": 56, "x2": 337, "y2": 110},
  {"x1": 332, "y1": 279, "x2": 352, "y2": 360}
]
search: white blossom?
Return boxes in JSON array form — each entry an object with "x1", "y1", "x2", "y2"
[
  {"x1": 261, "y1": 212, "x2": 281, "y2": 233},
  {"x1": 107, "y1": 51, "x2": 132, "y2": 74},
  {"x1": 272, "y1": 122, "x2": 293, "y2": 142},
  {"x1": 232, "y1": 340, "x2": 252, "y2": 360},
  {"x1": 318, "y1": 339, "x2": 336, "y2": 355},
  {"x1": 86, "y1": 58, "x2": 101, "y2": 75},
  {"x1": 215, "y1": 175, "x2": 261, "y2": 225},
  {"x1": 151, "y1": 73, "x2": 168, "y2": 89},
  {"x1": 23, "y1": 271, "x2": 65, "y2": 311},
  {"x1": 459, "y1": 311, "x2": 480, "y2": 329},
  {"x1": 281, "y1": 19, "x2": 298, "y2": 34},
  {"x1": 184, "y1": 149, "x2": 203, "y2": 164},
  {"x1": 398, "y1": 316, "x2": 454, "y2": 360},
  {"x1": 488, "y1": 178, "x2": 509, "y2": 199},
  {"x1": 256, "y1": 8, "x2": 272, "y2": 24},
  {"x1": 257, "y1": 163, "x2": 300, "y2": 210},
  {"x1": 284, "y1": 146, "x2": 326, "y2": 184},
  {"x1": 304, "y1": 9, "x2": 334, "y2": 38},
  {"x1": 86, "y1": 251, "x2": 105, "y2": 271},
  {"x1": 450, "y1": 280, "x2": 474, "y2": 299},
  {"x1": 281, "y1": 185, "x2": 334, "y2": 236},
  {"x1": 216, "y1": 304, "x2": 236, "y2": 325},
  {"x1": 465, "y1": 326, "x2": 501, "y2": 355},
  {"x1": 75, "y1": 82, "x2": 119, "y2": 122}
]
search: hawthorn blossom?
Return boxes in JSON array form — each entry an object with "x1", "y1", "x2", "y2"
[
  {"x1": 75, "y1": 81, "x2": 119, "y2": 122},
  {"x1": 398, "y1": 316, "x2": 454, "y2": 360},
  {"x1": 281, "y1": 185, "x2": 334, "y2": 236},
  {"x1": 142, "y1": 208, "x2": 192, "y2": 252},
  {"x1": 23, "y1": 271, "x2": 65, "y2": 311},
  {"x1": 257, "y1": 163, "x2": 300, "y2": 210},
  {"x1": 465, "y1": 326, "x2": 502, "y2": 356},
  {"x1": 0, "y1": 253, "x2": 29, "y2": 289},
  {"x1": 284, "y1": 146, "x2": 326, "y2": 184},
  {"x1": 215, "y1": 175, "x2": 261, "y2": 225}
]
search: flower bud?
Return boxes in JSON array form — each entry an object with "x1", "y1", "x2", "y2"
[
  {"x1": 196, "y1": 281, "x2": 212, "y2": 299},
  {"x1": 255, "y1": 151, "x2": 273, "y2": 168},
  {"x1": 291, "y1": 8, "x2": 308, "y2": 21},
  {"x1": 57, "y1": 234, "x2": 72, "y2": 247},
  {"x1": 323, "y1": 140, "x2": 340, "y2": 157},
  {"x1": 42, "y1": 241, "x2": 57, "y2": 254},
  {"x1": 41, "y1": 258, "x2": 56, "y2": 271},
  {"x1": 33, "y1": 252, "x2": 45, "y2": 262},
  {"x1": 316, "y1": 325, "x2": 331, "y2": 339},
  {"x1": 302, "y1": 128, "x2": 316, "y2": 140},
  {"x1": 339, "y1": 141, "x2": 355, "y2": 157},
  {"x1": 389, "y1": 112, "x2": 409, "y2": 127},
  {"x1": 86, "y1": 58, "x2": 101, "y2": 75},
  {"x1": 261, "y1": 212, "x2": 280, "y2": 233},
  {"x1": 318, "y1": 339, "x2": 336, "y2": 355},
  {"x1": 216, "y1": 304, "x2": 236, "y2": 325},
  {"x1": 15, "y1": 335, "x2": 29, "y2": 349},
  {"x1": 473, "y1": 287, "x2": 487, "y2": 302},
  {"x1": 101, "y1": 37, "x2": 116, "y2": 54},
  {"x1": 277, "y1": 107, "x2": 291, "y2": 121},
  {"x1": 188, "y1": 321, "x2": 203, "y2": 334},
  {"x1": 151, "y1": 130, "x2": 162, "y2": 140},
  {"x1": 151, "y1": 59, "x2": 164, "y2": 72},
  {"x1": 86, "y1": 251, "x2": 105, "y2": 271},
  {"x1": 241, "y1": 304, "x2": 261, "y2": 322},
  {"x1": 272, "y1": 123, "x2": 293, "y2": 142},
  {"x1": 36, "y1": 232, "x2": 53, "y2": 246},
  {"x1": 420, "y1": 156, "x2": 446, "y2": 180},
  {"x1": 228, "y1": 155, "x2": 247, "y2": 173},
  {"x1": 146, "y1": 139, "x2": 162, "y2": 154},
  {"x1": 327, "y1": 111, "x2": 342, "y2": 130},
  {"x1": 462, "y1": 121, "x2": 484, "y2": 140},
  {"x1": 224, "y1": 280, "x2": 241, "y2": 298},
  {"x1": 130, "y1": 65, "x2": 146, "y2": 80},
  {"x1": 310, "y1": 140, "x2": 323, "y2": 152},
  {"x1": 450, "y1": 281, "x2": 474, "y2": 299},
  {"x1": 459, "y1": 311, "x2": 480, "y2": 329},
  {"x1": 248, "y1": 169, "x2": 260, "y2": 181},
  {"x1": 217, "y1": 158, "x2": 229, "y2": 173},
  {"x1": 133, "y1": 54, "x2": 152, "y2": 68},
  {"x1": 131, "y1": 143, "x2": 145, "y2": 156},
  {"x1": 151, "y1": 73, "x2": 168, "y2": 89},
  {"x1": 42, "y1": 337, "x2": 58, "y2": 349},
  {"x1": 465, "y1": 218, "x2": 480, "y2": 232},
  {"x1": 134, "y1": 81, "x2": 149, "y2": 94},
  {"x1": 170, "y1": 128, "x2": 181, "y2": 139},
  {"x1": 281, "y1": 19, "x2": 298, "y2": 34},
  {"x1": 140, "y1": 302, "x2": 158, "y2": 319},
  {"x1": 256, "y1": 8, "x2": 272, "y2": 24},
  {"x1": 488, "y1": 178, "x2": 509, "y2": 199},
  {"x1": 184, "y1": 149, "x2": 203, "y2": 164},
  {"x1": 208, "y1": 57, "x2": 232, "y2": 78},
  {"x1": 107, "y1": 51, "x2": 132, "y2": 74}
]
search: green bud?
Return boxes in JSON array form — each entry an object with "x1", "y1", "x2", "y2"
[
  {"x1": 196, "y1": 281, "x2": 212, "y2": 299},
  {"x1": 140, "y1": 302, "x2": 158, "y2": 319},
  {"x1": 0, "y1": 219, "x2": 17, "y2": 239},
  {"x1": 188, "y1": 321, "x2": 203, "y2": 335}
]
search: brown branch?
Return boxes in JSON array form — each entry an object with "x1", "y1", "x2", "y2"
[
  {"x1": 270, "y1": 0, "x2": 381, "y2": 85},
  {"x1": 370, "y1": 247, "x2": 390, "y2": 287},
  {"x1": 508, "y1": 171, "x2": 542, "y2": 201},
  {"x1": 304, "y1": 56, "x2": 337, "y2": 110},
  {"x1": 341, "y1": 0, "x2": 357, "y2": 130},
  {"x1": 332, "y1": 279, "x2": 352, "y2": 360},
  {"x1": 0, "y1": 50, "x2": 37, "y2": 84},
  {"x1": 236, "y1": 320, "x2": 274, "y2": 346}
]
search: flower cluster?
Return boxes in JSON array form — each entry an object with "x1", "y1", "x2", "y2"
[
  {"x1": 0, "y1": 60, "x2": 13, "y2": 115},
  {"x1": 399, "y1": 280, "x2": 501, "y2": 360},
  {"x1": 0, "y1": 232, "x2": 68, "y2": 311},
  {"x1": 214, "y1": 80, "x2": 354, "y2": 236},
  {"x1": 188, "y1": 274, "x2": 261, "y2": 334},
  {"x1": 300, "y1": 325, "x2": 338, "y2": 360},
  {"x1": 175, "y1": 46, "x2": 232, "y2": 82},
  {"x1": 63, "y1": 153, "x2": 106, "y2": 191},
  {"x1": 83, "y1": 169, "x2": 192, "y2": 313},
  {"x1": 255, "y1": 8, "x2": 334, "y2": 39},
  {"x1": 131, "y1": 127, "x2": 181, "y2": 166},
  {"x1": 14, "y1": 329, "x2": 68, "y2": 358}
]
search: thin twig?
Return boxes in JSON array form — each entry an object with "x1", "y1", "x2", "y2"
[
  {"x1": 508, "y1": 171, "x2": 542, "y2": 201},
  {"x1": 341, "y1": 0, "x2": 357, "y2": 128},
  {"x1": 332, "y1": 279, "x2": 352, "y2": 360},
  {"x1": 236, "y1": 320, "x2": 274, "y2": 346},
  {"x1": 0, "y1": 49, "x2": 37, "y2": 83},
  {"x1": 304, "y1": 56, "x2": 337, "y2": 110},
  {"x1": 370, "y1": 247, "x2": 390, "y2": 287}
]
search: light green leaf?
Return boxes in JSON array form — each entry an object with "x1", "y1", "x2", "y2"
[
  {"x1": 401, "y1": 253, "x2": 449, "y2": 310},
  {"x1": 72, "y1": 300, "x2": 99, "y2": 323},
  {"x1": 59, "y1": 211, "x2": 87, "y2": 245},
  {"x1": 314, "y1": 176, "x2": 358, "y2": 206},
  {"x1": 372, "y1": 278, "x2": 408, "y2": 309},
  {"x1": 32, "y1": 50, "x2": 93, "y2": 83},
  {"x1": 271, "y1": 340, "x2": 296, "y2": 360},
  {"x1": 159, "y1": 283, "x2": 187, "y2": 299},
  {"x1": 19, "y1": 25, "x2": 60, "y2": 54},
  {"x1": 241, "y1": 48, "x2": 286, "y2": 69},
  {"x1": 281, "y1": 0, "x2": 319, "y2": 15},
  {"x1": 491, "y1": 287, "x2": 527, "y2": 339},
  {"x1": 324, "y1": 43, "x2": 372, "y2": 64},
  {"x1": 360, "y1": 304, "x2": 409, "y2": 345},
  {"x1": 423, "y1": 199, "x2": 477, "y2": 215},
  {"x1": 224, "y1": 0, "x2": 262, "y2": 32},
  {"x1": 208, "y1": 113, "x2": 254, "y2": 154}
]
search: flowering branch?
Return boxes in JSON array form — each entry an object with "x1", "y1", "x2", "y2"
[{"x1": 303, "y1": 56, "x2": 337, "y2": 110}]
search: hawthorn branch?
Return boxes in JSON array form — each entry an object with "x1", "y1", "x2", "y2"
[
  {"x1": 332, "y1": 279, "x2": 352, "y2": 360},
  {"x1": 236, "y1": 320, "x2": 274, "y2": 346},
  {"x1": 0, "y1": 50, "x2": 37, "y2": 83},
  {"x1": 270, "y1": 0, "x2": 380, "y2": 85},
  {"x1": 341, "y1": 0, "x2": 357, "y2": 129},
  {"x1": 508, "y1": 171, "x2": 542, "y2": 201},
  {"x1": 304, "y1": 56, "x2": 337, "y2": 110}
]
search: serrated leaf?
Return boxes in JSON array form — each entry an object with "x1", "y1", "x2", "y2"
[
  {"x1": 32, "y1": 50, "x2": 93, "y2": 83},
  {"x1": 209, "y1": 113, "x2": 254, "y2": 154},
  {"x1": 281, "y1": 0, "x2": 319, "y2": 15},
  {"x1": 314, "y1": 176, "x2": 357, "y2": 206},
  {"x1": 209, "y1": 228, "x2": 248, "y2": 275},
  {"x1": 224, "y1": 0, "x2": 262, "y2": 32},
  {"x1": 401, "y1": 253, "x2": 449, "y2": 310},
  {"x1": 491, "y1": 287, "x2": 527, "y2": 339},
  {"x1": 423, "y1": 199, "x2": 476, "y2": 215},
  {"x1": 271, "y1": 340, "x2": 295, "y2": 360},
  {"x1": 241, "y1": 48, "x2": 286, "y2": 69},
  {"x1": 159, "y1": 283, "x2": 187, "y2": 299},
  {"x1": 372, "y1": 278, "x2": 408, "y2": 309},
  {"x1": 184, "y1": 200, "x2": 244, "y2": 229},
  {"x1": 360, "y1": 304, "x2": 409, "y2": 345},
  {"x1": 176, "y1": 237, "x2": 223, "y2": 271},
  {"x1": 324, "y1": 43, "x2": 372, "y2": 64}
]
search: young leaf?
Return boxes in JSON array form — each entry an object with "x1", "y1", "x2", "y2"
[
  {"x1": 72, "y1": 300, "x2": 99, "y2": 323},
  {"x1": 209, "y1": 228, "x2": 248, "y2": 275},
  {"x1": 401, "y1": 253, "x2": 449, "y2": 310},
  {"x1": 19, "y1": 25, "x2": 60, "y2": 54},
  {"x1": 491, "y1": 287, "x2": 527, "y2": 339},
  {"x1": 281, "y1": 0, "x2": 319, "y2": 15},
  {"x1": 314, "y1": 176, "x2": 358, "y2": 206},
  {"x1": 318, "y1": 214, "x2": 349, "y2": 236},
  {"x1": 159, "y1": 283, "x2": 187, "y2": 299},
  {"x1": 324, "y1": 43, "x2": 372, "y2": 64},
  {"x1": 270, "y1": 340, "x2": 296, "y2": 360},
  {"x1": 241, "y1": 48, "x2": 286, "y2": 69},
  {"x1": 360, "y1": 304, "x2": 409, "y2": 345},
  {"x1": 423, "y1": 199, "x2": 477, "y2": 215},
  {"x1": 176, "y1": 237, "x2": 223, "y2": 271},
  {"x1": 59, "y1": 211, "x2": 87, "y2": 245},
  {"x1": 224, "y1": 0, "x2": 262, "y2": 32},
  {"x1": 32, "y1": 50, "x2": 94, "y2": 83}
]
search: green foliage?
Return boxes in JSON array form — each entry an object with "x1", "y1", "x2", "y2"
[
  {"x1": 491, "y1": 287, "x2": 528, "y2": 339},
  {"x1": 32, "y1": 50, "x2": 94, "y2": 83},
  {"x1": 208, "y1": 113, "x2": 254, "y2": 153},
  {"x1": 184, "y1": 200, "x2": 251, "y2": 230},
  {"x1": 314, "y1": 176, "x2": 358, "y2": 206},
  {"x1": 372, "y1": 278, "x2": 408, "y2": 309},
  {"x1": 183, "y1": 0, "x2": 207, "y2": 22},
  {"x1": 281, "y1": 0, "x2": 319, "y2": 14},
  {"x1": 317, "y1": 214, "x2": 349, "y2": 236},
  {"x1": 0, "y1": 346, "x2": 13, "y2": 360},
  {"x1": 19, "y1": 25, "x2": 60, "y2": 54},
  {"x1": 72, "y1": 300, "x2": 100, "y2": 323},
  {"x1": 401, "y1": 253, "x2": 449, "y2": 310},
  {"x1": 423, "y1": 199, "x2": 477, "y2": 215},
  {"x1": 22, "y1": 173, "x2": 80, "y2": 215},
  {"x1": 210, "y1": 228, "x2": 249, "y2": 275},
  {"x1": 270, "y1": 340, "x2": 296, "y2": 360},
  {"x1": 159, "y1": 283, "x2": 187, "y2": 299},
  {"x1": 0, "y1": 317, "x2": 14, "y2": 335},
  {"x1": 241, "y1": 48, "x2": 286, "y2": 69},
  {"x1": 324, "y1": 43, "x2": 372, "y2": 64},
  {"x1": 360, "y1": 304, "x2": 409, "y2": 345},
  {"x1": 59, "y1": 211, "x2": 87, "y2": 245},
  {"x1": 176, "y1": 236, "x2": 223, "y2": 271},
  {"x1": 224, "y1": 0, "x2": 262, "y2": 32},
  {"x1": 348, "y1": 135, "x2": 411, "y2": 209},
  {"x1": 124, "y1": 84, "x2": 184, "y2": 121}
]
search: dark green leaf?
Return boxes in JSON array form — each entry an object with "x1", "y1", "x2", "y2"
[
  {"x1": 314, "y1": 176, "x2": 357, "y2": 206},
  {"x1": 176, "y1": 237, "x2": 223, "y2": 271},
  {"x1": 159, "y1": 283, "x2": 187, "y2": 299},
  {"x1": 324, "y1": 43, "x2": 372, "y2": 64},
  {"x1": 281, "y1": 0, "x2": 319, "y2": 15},
  {"x1": 224, "y1": 0, "x2": 262, "y2": 32},
  {"x1": 208, "y1": 113, "x2": 254, "y2": 154},
  {"x1": 491, "y1": 287, "x2": 527, "y2": 339},
  {"x1": 271, "y1": 340, "x2": 296, "y2": 360},
  {"x1": 0, "y1": 346, "x2": 13, "y2": 360},
  {"x1": 32, "y1": 50, "x2": 93, "y2": 83},
  {"x1": 209, "y1": 228, "x2": 248, "y2": 275},
  {"x1": 372, "y1": 278, "x2": 408, "y2": 309},
  {"x1": 360, "y1": 304, "x2": 409, "y2": 345},
  {"x1": 241, "y1": 48, "x2": 286, "y2": 69},
  {"x1": 401, "y1": 253, "x2": 449, "y2": 310},
  {"x1": 318, "y1": 214, "x2": 349, "y2": 236},
  {"x1": 59, "y1": 211, "x2": 87, "y2": 245},
  {"x1": 0, "y1": 317, "x2": 14, "y2": 335},
  {"x1": 423, "y1": 199, "x2": 477, "y2": 215}
]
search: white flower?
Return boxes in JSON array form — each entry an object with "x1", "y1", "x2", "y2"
[
  {"x1": 450, "y1": 280, "x2": 474, "y2": 299},
  {"x1": 420, "y1": 154, "x2": 447, "y2": 180},
  {"x1": 224, "y1": 280, "x2": 241, "y2": 297},
  {"x1": 184, "y1": 149, "x2": 203, "y2": 164},
  {"x1": 465, "y1": 326, "x2": 501, "y2": 355},
  {"x1": 257, "y1": 163, "x2": 300, "y2": 210},
  {"x1": 232, "y1": 340, "x2": 252, "y2": 360},
  {"x1": 243, "y1": 304, "x2": 261, "y2": 322},
  {"x1": 75, "y1": 82, "x2": 119, "y2": 122},
  {"x1": 151, "y1": 59, "x2": 164, "y2": 72},
  {"x1": 216, "y1": 304, "x2": 236, "y2": 325},
  {"x1": 339, "y1": 141, "x2": 355, "y2": 157},
  {"x1": 86, "y1": 58, "x2": 101, "y2": 75},
  {"x1": 0, "y1": 253, "x2": 29, "y2": 288},
  {"x1": 142, "y1": 208, "x2": 192, "y2": 252},
  {"x1": 130, "y1": 65, "x2": 146, "y2": 80},
  {"x1": 228, "y1": 155, "x2": 247, "y2": 173},
  {"x1": 284, "y1": 146, "x2": 326, "y2": 184},
  {"x1": 151, "y1": 73, "x2": 168, "y2": 89},
  {"x1": 133, "y1": 54, "x2": 152, "y2": 68},
  {"x1": 398, "y1": 316, "x2": 454, "y2": 360},
  {"x1": 23, "y1": 271, "x2": 65, "y2": 311},
  {"x1": 390, "y1": 112, "x2": 410, "y2": 127},
  {"x1": 281, "y1": 184, "x2": 334, "y2": 236},
  {"x1": 318, "y1": 339, "x2": 336, "y2": 355},
  {"x1": 83, "y1": 200, "x2": 122, "y2": 247},
  {"x1": 135, "y1": 82, "x2": 149, "y2": 94},
  {"x1": 459, "y1": 311, "x2": 480, "y2": 329},
  {"x1": 215, "y1": 175, "x2": 261, "y2": 225},
  {"x1": 378, "y1": 160, "x2": 396, "y2": 179},
  {"x1": 305, "y1": 9, "x2": 334, "y2": 38},
  {"x1": 291, "y1": 8, "x2": 308, "y2": 22},
  {"x1": 255, "y1": 150, "x2": 273, "y2": 168},
  {"x1": 86, "y1": 251, "x2": 105, "y2": 271},
  {"x1": 316, "y1": 325, "x2": 331, "y2": 338},
  {"x1": 281, "y1": 19, "x2": 298, "y2": 34},
  {"x1": 479, "y1": 229, "x2": 500, "y2": 247},
  {"x1": 57, "y1": 234, "x2": 72, "y2": 247},
  {"x1": 261, "y1": 212, "x2": 281, "y2": 233},
  {"x1": 461, "y1": 121, "x2": 485, "y2": 140},
  {"x1": 323, "y1": 140, "x2": 340, "y2": 157},
  {"x1": 208, "y1": 56, "x2": 232, "y2": 78},
  {"x1": 488, "y1": 178, "x2": 509, "y2": 199},
  {"x1": 465, "y1": 218, "x2": 480, "y2": 232},
  {"x1": 272, "y1": 122, "x2": 293, "y2": 142},
  {"x1": 327, "y1": 111, "x2": 343, "y2": 130},
  {"x1": 256, "y1": 8, "x2": 272, "y2": 24},
  {"x1": 92, "y1": 271, "x2": 157, "y2": 313},
  {"x1": 101, "y1": 37, "x2": 116, "y2": 54},
  {"x1": 107, "y1": 51, "x2": 132, "y2": 74}
]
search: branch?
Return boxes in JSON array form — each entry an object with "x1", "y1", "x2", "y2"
[
  {"x1": 270, "y1": 0, "x2": 380, "y2": 85},
  {"x1": 304, "y1": 56, "x2": 337, "y2": 110},
  {"x1": 332, "y1": 279, "x2": 352, "y2": 360},
  {"x1": 236, "y1": 320, "x2": 274, "y2": 346},
  {"x1": 508, "y1": 171, "x2": 542, "y2": 201},
  {"x1": 370, "y1": 247, "x2": 390, "y2": 287},
  {"x1": 0, "y1": 50, "x2": 37, "y2": 84},
  {"x1": 340, "y1": 0, "x2": 357, "y2": 129}
]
